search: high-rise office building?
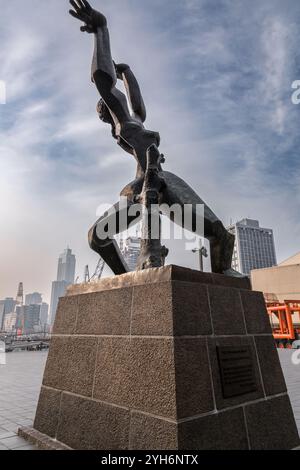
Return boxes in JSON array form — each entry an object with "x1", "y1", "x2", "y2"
[
  {"x1": 15, "y1": 301, "x2": 49, "y2": 334},
  {"x1": 50, "y1": 248, "x2": 76, "y2": 325},
  {"x1": 3, "y1": 312, "x2": 17, "y2": 332},
  {"x1": 16, "y1": 304, "x2": 41, "y2": 334},
  {"x1": 25, "y1": 292, "x2": 42, "y2": 306},
  {"x1": 227, "y1": 218, "x2": 277, "y2": 276},
  {"x1": 120, "y1": 236, "x2": 141, "y2": 272},
  {"x1": 40, "y1": 302, "x2": 49, "y2": 328},
  {"x1": 0, "y1": 298, "x2": 16, "y2": 331},
  {"x1": 57, "y1": 248, "x2": 76, "y2": 284}
]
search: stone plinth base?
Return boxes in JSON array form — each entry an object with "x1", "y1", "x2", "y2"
[{"x1": 21, "y1": 265, "x2": 299, "y2": 450}]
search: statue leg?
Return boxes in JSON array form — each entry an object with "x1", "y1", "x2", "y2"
[
  {"x1": 88, "y1": 199, "x2": 140, "y2": 275},
  {"x1": 161, "y1": 171, "x2": 235, "y2": 275}
]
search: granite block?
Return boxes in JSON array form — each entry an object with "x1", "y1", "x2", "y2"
[
  {"x1": 34, "y1": 387, "x2": 61, "y2": 439},
  {"x1": 245, "y1": 395, "x2": 300, "y2": 450},
  {"x1": 76, "y1": 288, "x2": 132, "y2": 336},
  {"x1": 208, "y1": 285, "x2": 246, "y2": 335},
  {"x1": 52, "y1": 296, "x2": 79, "y2": 335},
  {"x1": 240, "y1": 290, "x2": 272, "y2": 334},
  {"x1": 57, "y1": 393, "x2": 130, "y2": 450},
  {"x1": 43, "y1": 336, "x2": 97, "y2": 397}
]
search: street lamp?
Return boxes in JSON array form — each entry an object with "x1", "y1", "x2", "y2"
[{"x1": 192, "y1": 239, "x2": 208, "y2": 272}]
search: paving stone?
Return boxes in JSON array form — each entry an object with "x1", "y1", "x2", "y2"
[
  {"x1": 0, "y1": 431, "x2": 16, "y2": 440},
  {"x1": 1, "y1": 435, "x2": 31, "y2": 450},
  {"x1": 1, "y1": 422, "x2": 18, "y2": 432},
  {"x1": 0, "y1": 352, "x2": 47, "y2": 451},
  {"x1": 15, "y1": 444, "x2": 37, "y2": 450}
]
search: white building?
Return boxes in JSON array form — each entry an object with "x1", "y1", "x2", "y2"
[
  {"x1": 228, "y1": 219, "x2": 277, "y2": 276},
  {"x1": 120, "y1": 236, "x2": 141, "y2": 272},
  {"x1": 251, "y1": 251, "x2": 300, "y2": 303}
]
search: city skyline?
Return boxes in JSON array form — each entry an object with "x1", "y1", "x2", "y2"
[
  {"x1": 1, "y1": 214, "x2": 297, "y2": 307},
  {"x1": 0, "y1": 281, "x2": 49, "y2": 334},
  {"x1": 1, "y1": 0, "x2": 300, "y2": 301}
]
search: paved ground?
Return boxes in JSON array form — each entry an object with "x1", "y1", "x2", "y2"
[
  {"x1": 0, "y1": 351, "x2": 48, "y2": 450},
  {"x1": 279, "y1": 349, "x2": 300, "y2": 435},
  {"x1": 0, "y1": 349, "x2": 299, "y2": 450}
]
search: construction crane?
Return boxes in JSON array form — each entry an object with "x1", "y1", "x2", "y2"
[
  {"x1": 84, "y1": 258, "x2": 105, "y2": 283},
  {"x1": 90, "y1": 258, "x2": 105, "y2": 282}
]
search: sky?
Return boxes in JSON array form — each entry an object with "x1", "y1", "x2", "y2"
[{"x1": 0, "y1": 0, "x2": 300, "y2": 304}]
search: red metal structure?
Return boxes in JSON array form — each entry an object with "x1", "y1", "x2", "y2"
[{"x1": 266, "y1": 300, "x2": 300, "y2": 348}]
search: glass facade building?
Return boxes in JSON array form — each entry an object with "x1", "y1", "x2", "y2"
[
  {"x1": 120, "y1": 236, "x2": 141, "y2": 272},
  {"x1": 50, "y1": 248, "x2": 76, "y2": 325},
  {"x1": 227, "y1": 219, "x2": 277, "y2": 276}
]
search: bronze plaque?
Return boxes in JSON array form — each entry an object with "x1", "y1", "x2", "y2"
[{"x1": 217, "y1": 345, "x2": 258, "y2": 398}]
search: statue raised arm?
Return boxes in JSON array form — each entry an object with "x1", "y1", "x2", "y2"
[
  {"x1": 70, "y1": 0, "x2": 160, "y2": 176},
  {"x1": 69, "y1": 0, "x2": 242, "y2": 278}
]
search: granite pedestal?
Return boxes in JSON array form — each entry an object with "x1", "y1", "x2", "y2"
[{"x1": 20, "y1": 266, "x2": 300, "y2": 450}]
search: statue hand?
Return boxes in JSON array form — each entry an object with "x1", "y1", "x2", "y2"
[
  {"x1": 69, "y1": 0, "x2": 107, "y2": 33},
  {"x1": 114, "y1": 63, "x2": 130, "y2": 80}
]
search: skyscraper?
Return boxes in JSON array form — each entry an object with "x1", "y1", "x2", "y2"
[
  {"x1": 40, "y1": 303, "x2": 49, "y2": 328},
  {"x1": 16, "y1": 282, "x2": 24, "y2": 306},
  {"x1": 22, "y1": 304, "x2": 41, "y2": 334},
  {"x1": 120, "y1": 236, "x2": 141, "y2": 272},
  {"x1": 227, "y1": 218, "x2": 277, "y2": 276},
  {"x1": 25, "y1": 292, "x2": 42, "y2": 306},
  {"x1": 16, "y1": 301, "x2": 49, "y2": 334},
  {"x1": 57, "y1": 248, "x2": 76, "y2": 284},
  {"x1": 49, "y1": 248, "x2": 76, "y2": 325},
  {"x1": 0, "y1": 298, "x2": 16, "y2": 331},
  {"x1": 3, "y1": 312, "x2": 17, "y2": 332}
]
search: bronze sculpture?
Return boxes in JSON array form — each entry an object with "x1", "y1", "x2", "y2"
[{"x1": 69, "y1": 0, "x2": 241, "y2": 277}]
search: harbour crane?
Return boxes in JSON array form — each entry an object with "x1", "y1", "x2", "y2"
[{"x1": 84, "y1": 258, "x2": 105, "y2": 283}]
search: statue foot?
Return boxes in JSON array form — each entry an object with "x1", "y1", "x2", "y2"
[{"x1": 223, "y1": 268, "x2": 247, "y2": 278}]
